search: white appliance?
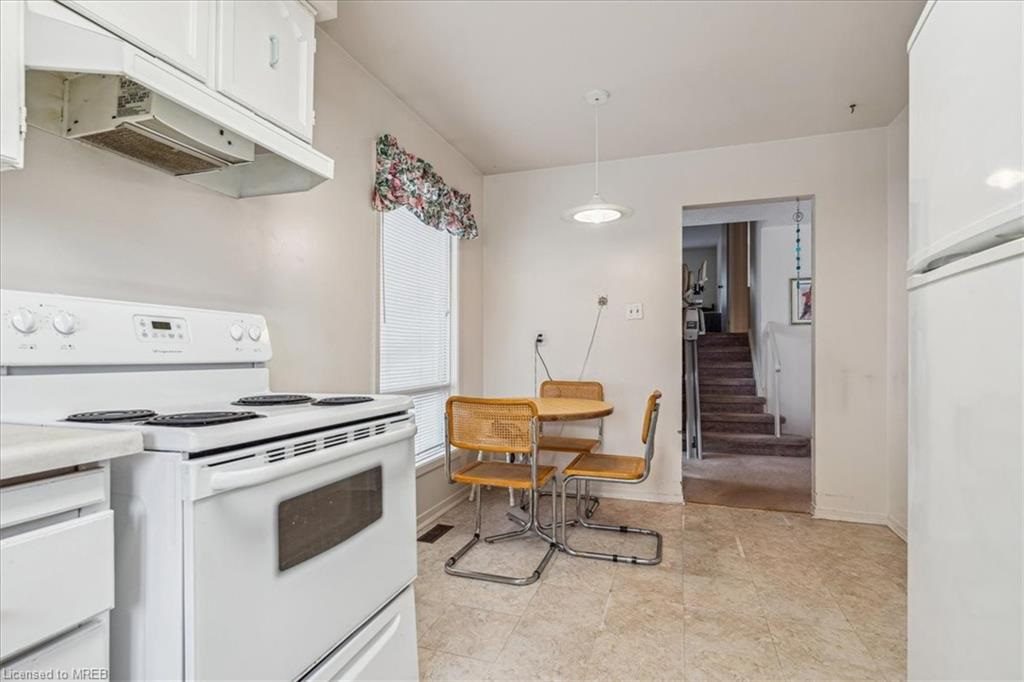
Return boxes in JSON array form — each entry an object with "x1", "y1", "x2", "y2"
[
  {"x1": 0, "y1": 290, "x2": 420, "y2": 682},
  {"x1": 906, "y1": 1, "x2": 1024, "y2": 679}
]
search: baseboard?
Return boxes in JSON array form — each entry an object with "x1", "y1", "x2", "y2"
[
  {"x1": 416, "y1": 488, "x2": 466, "y2": 534},
  {"x1": 813, "y1": 506, "x2": 890, "y2": 526},
  {"x1": 593, "y1": 486, "x2": 684, "y2": 505},
  {"x1": 886, "y1": 516, "x2": 908, "y2": 542}
]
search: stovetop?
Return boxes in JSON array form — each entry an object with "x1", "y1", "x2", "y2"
[
  {"x1": 66, "y1": 409, "x2": 159, "y2": 423},
  {"x1": 17, "y1": 393, "x2": 413, "y2": 454}
]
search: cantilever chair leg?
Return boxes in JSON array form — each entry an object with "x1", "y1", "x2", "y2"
[
  {"x1": 532, "y1": 487, "x2": 599, "y2": 518},
  {"x1": 559, "y1": 476, "x2": 662, "y2": 565},
  {"x1": 446, "y1": 480, "x2": 558, "y2": 585}
]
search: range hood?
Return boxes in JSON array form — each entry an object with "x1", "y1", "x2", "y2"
[{"x1": 22, "y1": 1, "x2": 334, "y2": 198}]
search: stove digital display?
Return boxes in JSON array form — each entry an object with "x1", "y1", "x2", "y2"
[{"x1": 151, "y1": 321, "x2": 172, "y2": 330}]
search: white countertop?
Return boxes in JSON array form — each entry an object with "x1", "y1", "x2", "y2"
[{"x1": 1, "y1": 423, "x2": 144, "y2": 480}]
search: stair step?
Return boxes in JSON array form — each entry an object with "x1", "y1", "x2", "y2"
[
  {"x1": 699, "y1": 362, "x2": 753, "y2": 378},
  {"x1": 701, "y1": 394, "x2": 767, "y2": 405},
  {"x1": 701, "y1": 412, "x2": 783, "y2": 435},
  {"x1": 699, "y1": 347, "x2": 750, "y2": 362},
  {"x1": 699, "y1": 377, "x2": 756, "y2": 396},
  {"x1": 702, "y1": 432, "x2": 811, "y2": 457},
  {"x1": 700, "y1": 396, "x2": 767, "y2": 413},
  {"x1": 697, "y1": 333, "x2": 749, "y2": 348}
]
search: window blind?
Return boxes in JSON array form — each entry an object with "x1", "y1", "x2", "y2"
[{"x1": 379, "y1": 207, "x2": 452, "y2": 464}]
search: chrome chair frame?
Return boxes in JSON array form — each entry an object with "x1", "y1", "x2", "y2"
[
  {"x1": 444, "y1": 403, "x2": 558, "y2": 586},
  {"x1": 558, "y1": 397, "x2": 663, "y2": 565}
]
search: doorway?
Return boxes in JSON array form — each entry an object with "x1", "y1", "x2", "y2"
[{"x1": 681, "y1": 198, "x2": 814, "y2": 513}]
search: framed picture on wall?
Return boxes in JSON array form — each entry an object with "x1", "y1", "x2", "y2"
[{"x1": 790, "y1": 278, "x2": 812, "y2": 325}]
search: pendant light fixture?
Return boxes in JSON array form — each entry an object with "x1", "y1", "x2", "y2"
[{"x1": 562, "y1": 89, "x2": 633, "y2": 225}]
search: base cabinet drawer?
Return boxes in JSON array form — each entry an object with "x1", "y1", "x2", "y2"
[
  {"x1": 0, "y1": 468, "x2": 108, "y2": 530},
  {"x1": 1, "y1": 618, "x2": 108, "y2": 677},
  {"x1": 0, "y1": 511, "x2": 114, "y2": 660}
]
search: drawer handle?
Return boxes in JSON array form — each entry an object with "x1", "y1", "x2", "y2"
[{"x1": 269, "y1": 34, "x2": 280, "y2": 68}]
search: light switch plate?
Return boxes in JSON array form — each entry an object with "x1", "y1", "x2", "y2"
[{"x1": 626, "y1": 303, "x2": 644, "y2": 320}]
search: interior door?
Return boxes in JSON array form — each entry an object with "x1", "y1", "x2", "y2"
[
  {"x1": 186, "y1": 429, "x2": 417, "y2": 680},
  {"x1": 61, "y1": 1, "x2": 212, "y2": 82},
  {"x1": 216, "y1": 0, "x2": 316, "y2": 141}
]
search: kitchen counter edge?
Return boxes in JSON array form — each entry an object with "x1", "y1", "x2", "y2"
[{"x1": 1, "y1": 423, "x2": 144, "y2": 480}]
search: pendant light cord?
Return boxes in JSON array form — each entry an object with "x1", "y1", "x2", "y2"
[
  {"x1": 578, "y1": 300, "x2": 605, "y2": 380},
  {"x1": 593, "y1": 105, "x2": 600, "y2": 195}
]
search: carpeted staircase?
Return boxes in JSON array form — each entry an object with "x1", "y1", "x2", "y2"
[{"x1": 692, "y1": 332, "x2": 810, "y2": 457}]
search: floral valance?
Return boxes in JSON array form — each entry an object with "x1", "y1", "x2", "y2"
[{"x1": 372, "y1": 134, "x2": 478, "y2": 239}]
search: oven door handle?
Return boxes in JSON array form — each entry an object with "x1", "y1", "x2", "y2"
[{"x1": 207, "y1": 423, "x2": 416, "y2": 492}]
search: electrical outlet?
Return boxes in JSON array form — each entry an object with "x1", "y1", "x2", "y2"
[
  {"x1": 626, "y1": 303, "x2": 644, "y2": 320},
  {"x1": 535, "y1": 332, "x2": 545, "y2": 345}
]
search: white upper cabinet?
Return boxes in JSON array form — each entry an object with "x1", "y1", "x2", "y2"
[
  {"x1": 907, "y1": 0, "x2": 1024, "y2": 269},
  {"x1": 61, "y1": 1, "x2": 213, "y2": 82},
  {"x1": 0, "y1": 0, "x2": 26, "y2": 171},
  {"x1": 216, "y1": 1, "x2": 316, "y2": 142}
]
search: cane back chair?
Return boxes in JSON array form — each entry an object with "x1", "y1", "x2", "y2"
[
  {"x1": 444, "y1": 396, "x2": 558, "y2": 585},
  {"x1": 559, "y1": 390, "x2": 663, "y2": 565},
  {"x1": 536, "y1": 380, "x2": 605, "y2": 517}
]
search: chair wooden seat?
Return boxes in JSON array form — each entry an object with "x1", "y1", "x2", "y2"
[
  {"x1": 537, "y1": 434, "x2": 601, "y2": 454},
  {"x1": 564, "y1": 452, "x2": 646, "y2": 481},
  {"x1": 453, "y1": 461, "x2": 557, "y2": 489}
]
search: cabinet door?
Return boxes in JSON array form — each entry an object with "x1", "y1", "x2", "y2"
[
  {"x1": 61, "y1": 1, "x2": 213, "y2": 82},
  {"x1": 0, "y1": 0, "x2": 25, "y2": 172},
  {"x1": 217, "y1": 0, "x2": 316, "y2": 141},
  {"x1": 908, "y1": 0, "x2": 1024, "y2": 268}
]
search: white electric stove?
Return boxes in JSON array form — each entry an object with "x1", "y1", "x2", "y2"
[{"x1": 0, "y1": 290, "x2": 420, "y2": 681}]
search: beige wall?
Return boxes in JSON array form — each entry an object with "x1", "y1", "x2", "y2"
[
  {"x1": 0, "y1": 29, "x2": 483, "y2": 522},
  {"x1": 750, "y1": 222, "x2": 814, "y2": 437},
  {"x1": 885, "y1": 108, "x2": 910, "y2": 539},
  {"x1": 483, "y1": 128, "x2": 900, "y2": 520}
]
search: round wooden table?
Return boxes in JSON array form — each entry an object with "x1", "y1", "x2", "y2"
[{"x1": 527, "y1": 397, "x2": 614, "y2": 422}]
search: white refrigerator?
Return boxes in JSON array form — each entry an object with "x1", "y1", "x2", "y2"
[{"x1": 906, "y1": 1, "x2": 1024, "y2": 680}]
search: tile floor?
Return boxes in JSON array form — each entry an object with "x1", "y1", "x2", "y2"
[{"x1": 414, "y1": 489, "x2": 907, "y2": 681}]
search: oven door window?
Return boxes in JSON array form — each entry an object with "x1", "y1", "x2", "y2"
[{"x1": 277, "y1": 466, "x2": 383, "y2": 571}]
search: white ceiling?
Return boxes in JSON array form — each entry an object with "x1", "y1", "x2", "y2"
[{"x1": 323, "y1": 1, "x2": 923, "y2": 174}]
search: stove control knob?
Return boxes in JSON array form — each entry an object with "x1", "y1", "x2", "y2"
[
  {"x1": 247, "y1": 325, "x2": 263, "y2": 341},
  {"x1": 52, "y1": 311, "x2": 78, "y2": 335},
  {"x1": 229, "y1": 324, "x2": 245, "y2": 341},
  {"x1": 10, "y1": 308, "x2": 38, "y2": 334}
]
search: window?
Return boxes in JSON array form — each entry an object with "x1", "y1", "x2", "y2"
[{"x1": 379, "y1": 207, "x2": 453, "y2": 465}]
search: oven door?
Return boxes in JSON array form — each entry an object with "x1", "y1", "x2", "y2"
[{"x1": 184, "y1": 420, "x2": 417, "y2": 681}]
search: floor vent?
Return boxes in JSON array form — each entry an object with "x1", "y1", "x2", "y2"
[{"x1": 417, "y1": 524, "x2": 454, "y2": 544}]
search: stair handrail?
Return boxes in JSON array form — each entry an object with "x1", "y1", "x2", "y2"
[{"x1": 765, "y1": 322, "x2": 782, "y2": 437}]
